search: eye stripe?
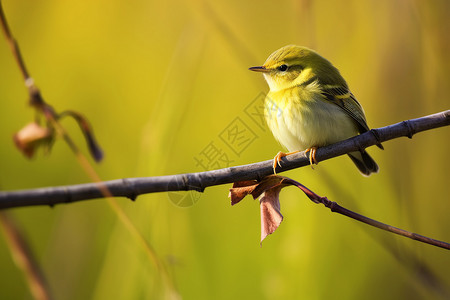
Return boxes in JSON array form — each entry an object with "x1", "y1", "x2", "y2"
[{"x1": 277, "y1": 64, "x2": 304, "y2": 72}]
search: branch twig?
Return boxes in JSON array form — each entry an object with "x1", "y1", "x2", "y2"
[
  {"x1": 321, "y1": 198, "x2": 450, "y2": 250},
  {"x1": 0, "y1": 1, "x2": 30, "y2": 80},
  {"x1": 1, "y1": 110, "x2": 449, "y2": 209}
]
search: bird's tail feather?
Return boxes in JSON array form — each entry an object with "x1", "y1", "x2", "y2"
[{"x1": 347, "y1": 151, "x2": 379, "y2": 176}]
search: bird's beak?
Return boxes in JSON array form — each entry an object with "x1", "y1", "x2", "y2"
[{"x1": 248, "y1": 66, "x2": 270, "y2": 73}]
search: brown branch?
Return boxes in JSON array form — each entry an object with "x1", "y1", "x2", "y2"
[
  {"x1": 0, "y1": 2, "x2": 30, "y2": 80},
  {"x1": 321, "y1": 198, "x2": 450, "y2": 250},
  {"x1": 0, "y1": 110, "x2": 449, "y2": 209}
]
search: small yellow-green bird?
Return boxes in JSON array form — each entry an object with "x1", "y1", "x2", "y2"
[{"x1": 249, "y1": 45, "x2": 383, "y2": 176}]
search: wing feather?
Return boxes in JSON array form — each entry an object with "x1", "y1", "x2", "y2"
[
  {"x1": 320, "y1": 84, "x2": 383, "y2": 149},
  {"x1": 320, "y1": 85, "x2": 370, "y2": 133}
]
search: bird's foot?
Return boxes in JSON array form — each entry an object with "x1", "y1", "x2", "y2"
[
  {"x1": 305, "y1": 147, "x2": 318, "y2": 169},
  {"x1": 272, "y1": 150, "x2": 300, "y2": 174}
]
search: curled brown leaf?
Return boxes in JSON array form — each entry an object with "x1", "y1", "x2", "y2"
[
  {"x1": 229, "y1": 175, "x2": 325, "y2": 245},
  {"x1": 228, "y1": 180, "x2": 258, "y2": 205},
  {"x1": 259, "y1": 186, "x2": 283, "y2": 245},
  {"x1": 13, "y1": 122, "x2": 53, "y2": 158}
]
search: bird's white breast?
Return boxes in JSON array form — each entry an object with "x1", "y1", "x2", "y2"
[{"x1": 264, "y1": 82, "x2": 358, "y2": 152}]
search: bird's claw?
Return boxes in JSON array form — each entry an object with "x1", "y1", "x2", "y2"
[
  {"x1": 305, "y1": 147, "x2": 318, "y2": 169},
  {"x1": 272, "y1": 150, "x2": 300, "y2": 174}
]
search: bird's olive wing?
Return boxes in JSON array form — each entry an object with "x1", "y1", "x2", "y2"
[{"x1": 320, "y1": 85, "x2": 370, "y2": 133}]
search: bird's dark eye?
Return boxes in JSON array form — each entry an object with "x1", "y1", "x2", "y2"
[{"x1": 278, "y1": 64, "x2": 288, "y2": 72}]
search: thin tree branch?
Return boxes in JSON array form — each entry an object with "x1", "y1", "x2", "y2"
[
  {"x1": 320, "y1": 198, "x2": 450, "y2": 250},
  {"x1": 1, "y1": 110, "x2": 449, "y2": 209},
  {"x1": 0, "y1": 1, "x2": 30, "y2": 80}
]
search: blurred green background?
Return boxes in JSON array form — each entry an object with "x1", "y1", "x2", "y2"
[{"x1": 1, "y1": 0, "x2": 449, "y2": 299}]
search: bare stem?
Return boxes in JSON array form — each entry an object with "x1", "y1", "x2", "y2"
[
  {"x1": 319, "y1": 198, "x2": 450, "y2": 250},
  {"x1": 0, "y1": 2, "x2": 29, "y2": 80}
]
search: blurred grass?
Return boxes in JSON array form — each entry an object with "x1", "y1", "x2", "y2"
[{"x1": 0, "y1": 0, "x2": 449, "y2": 299}]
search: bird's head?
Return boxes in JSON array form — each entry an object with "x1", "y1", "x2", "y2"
[{"x1": 249, "y1": 45, "x2": 341, "y2": 92}]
